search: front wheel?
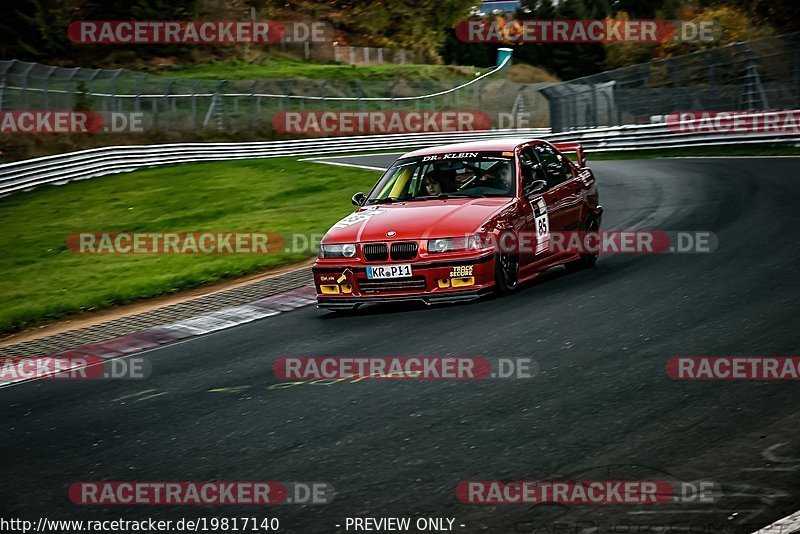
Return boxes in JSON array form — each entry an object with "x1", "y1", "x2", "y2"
[
  {"x1": 494, "y1": 242, "x2": 519, "y2": 295},
  {"x1": 565, "y1": 217, "x2": 599, "y2": 271}
]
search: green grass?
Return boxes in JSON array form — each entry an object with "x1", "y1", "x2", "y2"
[
  {"x1": 0, "y1": 157, "x2": 381, "y2": 334},
  {"x1": 2, "y1": 143, "x2": 797, "y2": 334},
  {"x1": 154, "y1": 57, "x2": 487, "y2": 81}
]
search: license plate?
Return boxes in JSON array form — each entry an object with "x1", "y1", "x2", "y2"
[{"x1": 366, "y1": 264, "x2": 412, "y2": 279}]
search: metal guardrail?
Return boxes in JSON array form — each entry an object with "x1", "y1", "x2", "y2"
[
  {"x1": 0, "y1": 128, "x2": 549, "y2": 197},
  {"x1": 0, "y1": 122, "x2": 798, "y2": 197},
  {"x1": 547, "y1": 121, "x2": 800, "y2": 152}
]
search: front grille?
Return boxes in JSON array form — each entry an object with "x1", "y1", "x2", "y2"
[
  {"x1": 362, "y1": 243, "x2": 389, "y2": 261},
  {"x1": 390, "y1": 241, "x2": 418, "y2": 261},
  {"x1": 358, "y1": 276, "x2": 427, "y2": 294}
]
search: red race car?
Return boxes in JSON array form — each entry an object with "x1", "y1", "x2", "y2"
[{"x1": 313, "y1": 138, "x2": 602, "y2": 310}]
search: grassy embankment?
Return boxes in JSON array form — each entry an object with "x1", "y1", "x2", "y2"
[{"x1": 0, "y1": 157, "x2": 380, "y2": 334}]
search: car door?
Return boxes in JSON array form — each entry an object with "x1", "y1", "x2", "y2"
[
  {"x1": 531, "y1": 143, "x2": 584, "y2": 260},
  {"x1": 517, "y1": 146, "x2": 552, "y2": 269},
  {"x1": 535, "y1": 142, "x2": 583, "y2": 222}
]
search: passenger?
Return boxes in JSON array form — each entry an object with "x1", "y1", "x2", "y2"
[{"x1": 422, "y1": 173, "x2": 444, "y2": 196}]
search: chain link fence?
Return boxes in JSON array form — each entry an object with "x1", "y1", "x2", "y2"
[
  {"x1": 541, "y1": 33, "x2": 800, "y2": 132},
  {"x1": 0, "y1": 54, "x2": 551, "y2": 134}
]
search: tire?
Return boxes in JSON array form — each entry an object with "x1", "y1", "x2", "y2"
[
  {"x1": 494, "y1": 234, "x2": 520, "y2": 295},
  {"x1": 565, "y1": 216, "x2": 599, "y2": 271}
]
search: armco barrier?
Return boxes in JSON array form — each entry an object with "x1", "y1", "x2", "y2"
[
  {"x1": 1, "y1": 121, "x2": 799, "y2": 197},
  {"x1": 0, "y1": 129, "x2": 547, "y2": 197}
]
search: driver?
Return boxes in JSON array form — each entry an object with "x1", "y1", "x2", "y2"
[
  {"x1": 497, "y1": 163, "x2": 514, "y2": 193},
  {"x1": 489, "y1": 162, "x2": 514, "y2": 192}
]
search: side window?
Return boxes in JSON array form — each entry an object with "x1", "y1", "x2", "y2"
[
  {"x1": 519, "y1": 148, "x2": 542, "y2": 193},
  {"x1": 410, "y1": 164, "x2": 429, "y2": 196},
  {"x1": 534, "y1": 145, "x2": 569, "y2": 188},
  {"x1": 558, "y1": 153, "x2": 575, "y2": 181}
]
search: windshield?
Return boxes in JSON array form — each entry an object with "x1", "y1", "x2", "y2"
[{"x1": 367, "y1": 151, "x2": 516, "y2": 203}]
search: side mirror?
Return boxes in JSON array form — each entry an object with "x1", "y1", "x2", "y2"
[
  {"x1": 351, "y1": 192, "x2": 367, "y2": 206},
  {"x1": 524, "y1": 180, "x2": 548, "y2": 199}
]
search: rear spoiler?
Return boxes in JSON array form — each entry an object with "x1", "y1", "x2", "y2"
[{"x1": 551, "y1": 142, "x2": 586, "y2": 168}]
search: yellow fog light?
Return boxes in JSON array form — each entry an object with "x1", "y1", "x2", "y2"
[
  {"x1": 320, "y1": 284, "x2": 340, "y2": 295},
  {"x1": 451, "y1": 276, "x2": 475, "y2": 288},
  {"x1": 341, "y1": 283, "x2": 353, "y2": 294},
  {"x1": 437, "y1": 278, "x2": 451, "y2": 288}
]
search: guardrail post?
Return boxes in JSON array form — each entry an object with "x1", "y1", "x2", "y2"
[
  {"x1": 135, "y1": 73, "x2": 145, "y2": 113},
  {"x1": 191, "y1": 81, "x2": 200, "y2": 129},
  {"x1": 737, "y1": 43, "x2": 769, "y2": 111},
  {"x1": 795, "y1": 47, "x2": 800, "y2": 108},
  {"x1": 215, "y1": 81, "x2": 225, "y2": 131},
  {"x1": 250, "y1": 81, "x2": 258, "y2": 128},
  {"x1": 19, "y1": 63, "x2": 34, "y2": 110},
  {"x1": 111, "y1": 69, "x2": 122, "y2": 112},
  {"x1": 64, "y1": 68, "x2": 78, "y2": 110},
  {"x1": 42, "y1": 66, "x2": 56, "y2": 109},
  {"x1": 162, "y1": 79, "x2": 176, "y2": 130},
  {"x1": 0, "y1": 60, "x2": 15, "y2": 111}
]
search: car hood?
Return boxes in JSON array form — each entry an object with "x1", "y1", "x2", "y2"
[{"x1": 323, "y1": 198, "x2": 513, "y2": 243}]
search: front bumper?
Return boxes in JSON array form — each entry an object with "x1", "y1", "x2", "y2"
[{"x1": 313, "y1": 252, "x2": 496, "y2": 310}]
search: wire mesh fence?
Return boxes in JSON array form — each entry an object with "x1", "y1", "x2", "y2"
[
  {"x1": 0, "y1": 55, "x2": 551, "y2": 134},
  {"x1": 541, "y1": 33, "x2": 800, "y2": 132}
]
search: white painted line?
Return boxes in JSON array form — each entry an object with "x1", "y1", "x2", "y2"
[
  {"x1": 0, "y1": 284, "x2": 318, "y2": 391},
  {"x1": 112, "y1": 389, "x2": 157, "y2": 402},
  {"x1": 298, "y1": 151, "x2": 403, "y2": 161},
  {"x1": 750, "y1": 509, "x2": 800, "y2": 534},
  {"x1": 134, "y1": 391, "x2": 168, "y2": 402},
  {"x1": 303, "y1": 160, "x2": 387, "y2": 171}
]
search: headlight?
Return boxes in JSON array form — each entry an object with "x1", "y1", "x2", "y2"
[
  {"x1": 427, "y1": 235, "x2": 489, "y2": 253},
  {"x1": 319, "y1": 243, "x2": 357, "y2": 259}
]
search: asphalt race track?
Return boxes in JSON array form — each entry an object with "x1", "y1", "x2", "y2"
[{"x1": 2, "y1": 156, "x2": 800, "y2": 533}]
